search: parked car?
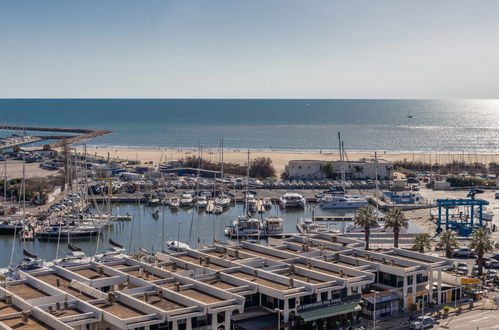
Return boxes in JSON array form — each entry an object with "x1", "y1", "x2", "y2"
[
  {"x1": 489, "y1": 261, "x2": 499, "y2": 269},
  {"x1": 456, "y1": 262, "x2": 468, "y2": 275},
  {"x1": 410, "y1": 316, "x2": 435, "y2": 329},
  {"x1": 452, "y1": 248, "x2": 475, "y2": 258}
]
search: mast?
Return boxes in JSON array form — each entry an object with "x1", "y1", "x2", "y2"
[
  {"x1": 375, "y1": 151, "x2": 379, "y2": 220},
  {"x1": 246, "y1": 150, "x2": 250, "y2": 214},
  {"x1": 221, "y1": 138, "x2": 224, "y2": 180}
]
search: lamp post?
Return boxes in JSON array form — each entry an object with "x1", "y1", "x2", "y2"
[
  {"x1": 371, "y1": 290, "x2": 379, "y2": 330},
  {"x1": 177, "y1": 220, "x2": 182, "y2": 247},
  {"x1": 274, "y1": 308, "x2": 281, "y2": 329},
  {"x1": 455, "y1": 272, "x2": 459, "y2": 310}
]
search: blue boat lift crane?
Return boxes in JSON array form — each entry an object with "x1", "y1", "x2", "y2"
[{"x1": 435, "y1": 189, "x2": 489, "y2": 237}]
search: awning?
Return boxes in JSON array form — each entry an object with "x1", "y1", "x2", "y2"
[{"x1": 300, "y1": 303, "x2": 362, "y2": 322}]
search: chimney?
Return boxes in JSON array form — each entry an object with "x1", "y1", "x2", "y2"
[
  {"x1": 63, "y1": 301, "x2": 69, "y2": 310},
  {"x1": 215, "y1": 271, "x2": 221, "y2": 280},
  {"x1": 355, "y1": 260, "x2": 360, "y2": 266},
  {"x1": 56, "y1": 302, "x2": 61, "y2": 311},
  {"x1": 365, "y1": 254, "x2": 370, "y2": 261},
  {"x1": 48, "y1": 305, "x2": 54, "y2": 314},
  {"x1": 234, "y1": 250, "x2": 239, "y2": 259},
  {"x1": 199, "y1": 257, "x2": 203, "y2": 265},
  {"x1": 56, "y1": 279, "x2": 60, "y2": 288},
  {"x1": 288, "y1": 278, "x2": 294, "y2": 288},
  {"x1": 158, "y1": 290, "x2": 164, "y2": 299},
  {"x1": 145, "y1": 270, "x2": 150, "y2": 279},
  {"x1": 390, "y1": 259, "x2": 395, "y2": 266},
  {"x1": 335, "y1": 253, "x2": 340, "y2": 261},
  {"x1": 97, "y1": 266, "x2": 104, "y2": 275},
  {"x1": 305, "y1": 275, "x2": 310, "y2": 283},
  {"x1": 144, "y1": 292, "x2": 149, "y2": 302},
  {"x1": 323, "y1": 255, "x2": 328, "y2": 261},
  {"x1": 172, "y1": 263, "x2": 177, "y2": 271},
  {"x1": 339, "y1": 270, "x2": 345, "y2": 278},
  {"x1": 307, "y1": 261, "x2": 312, "y2": 269},
  {"x1": 139, "y1": 268, "x2": 143, "y2": 278},
  {"x1": 331, "y1": 237, "x2": 335, "y2": 243},
  {"x1": 21, "y1": 311, "x2": 28, "y2": 324},
  {"x1": 206, "y1": 257, "x2": 211, "y2": 265},
  {"x1": 5, "y1": 294, "x2": 12, "y2": 306},
  {"x1": 290, "y1": 265, "x2": 295, "y2": 275},
  {"x1": 108, "y1": 293, "x2": 116, "y2": 304},
  {"x1": 175, "y1": 282, "x2": 180, "y2": 292}
]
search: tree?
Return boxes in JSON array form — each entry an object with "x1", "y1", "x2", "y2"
[
  {"x1": 353, "y1": 165, "x2": 363, "y2": 179},
  {"x1": 42, "y1": 144, "x2": 51, "y2": 151},
  {"x1": 385, "y1": 208, "x2": 409, "y2": 248},
  {"x1": 321, "y1": 162, "x2": 334, "y2": 179},
  {"x1": 249, "y1": 157, "x2": 275, "y2": 178},
  {"x1": 354, "y1": 206, "x2": 378, "y2": 250},
  {"x1": 412, "y1": 233, "x2": 431, "y2": 253},
  {"x1": 469, "y1": 227, "x2": 494, "y2": 277},
  {"x1": 437, "y1": 230, "x2": 459, "y2": 258}
]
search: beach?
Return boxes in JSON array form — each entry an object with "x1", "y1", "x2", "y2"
[{"x1": 75, "y1": 146, "x2": 499, "y2": 175}]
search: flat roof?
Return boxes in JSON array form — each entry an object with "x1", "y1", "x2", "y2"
[
  {"x1": 204, "y1": 279, "x2": 238, "y2": 290},
  {"x1": 124, "y1": 269, "x2": 165, "y2": 281},
  {"x1": 179, "y1": 289, "x2": 222, "y2": 304},
  {"x1": 35, "y1": 274, "x2": 95, "y2": 301},
  {"x1": 0, "y1": 300, "x2": 20, "y2": 315},
  {"x1": 148, "y1": 295, "x2": 186, "y2": 312},
  {"x1": 7, "y1": 283, "x2": 48, "y2": 300},
  {"x1": 287, "y1": 273, "x2": 323, "y2": 284},
  {"x1": 294, "y1": 264, "x2": 352, "y2": 278},
  {"x1": 94, "y1": 301, "x2": 146, "y2": 319},
  {"x1": 230, "y1": 272, "x2": 289, "y2": 290},
  {"x1": 72, "y1": 268, "x2": 110, "y2": 279},
  {"x1": 239, "y1": 249, "x2": 285, "y2": 261},
  {"x1": 1, "y1": 316, "x2": 53, "y2": 329}
]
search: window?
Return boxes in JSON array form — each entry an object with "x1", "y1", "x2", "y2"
[
  {"x1": 289, "y1": 298, "x2": 296, "y2": 309},
  {"x1": 321, "y1": 292, "x2": 328, "y2": 301}
]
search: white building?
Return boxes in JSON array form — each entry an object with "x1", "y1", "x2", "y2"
[{"x1": 286, "y1": 158, "x2": 393, "y2": 180}]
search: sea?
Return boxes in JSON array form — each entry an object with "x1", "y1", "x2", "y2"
[{"x1": 1, "y1": 98, "x2": 499, "y2": 153}]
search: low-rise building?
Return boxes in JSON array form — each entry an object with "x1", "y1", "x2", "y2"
[{"x1": 286, "y1": 159, "x2": 393, "y2": 180}]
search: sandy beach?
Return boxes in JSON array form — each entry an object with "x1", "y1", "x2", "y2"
[{"x1": 74, "y1": 147, "x2": 499, "y2": 175}]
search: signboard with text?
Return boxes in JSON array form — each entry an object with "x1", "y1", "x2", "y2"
[{"x1": 297, "y1": 294, "x2": 361, "y2": 313}]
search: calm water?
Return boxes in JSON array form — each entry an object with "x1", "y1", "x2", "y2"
[
  {"x1": 1, "y1": 99, "x2": 499, "y2": 152},
  {"x1": 0, "y1": 203, "x2": 423, "y2": 267}
]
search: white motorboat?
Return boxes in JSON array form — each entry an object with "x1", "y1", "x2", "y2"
[
  {"x1": 263, "y1": 216, "x2": 284, "y2": 236},
  {"x1": 169, "y1": 197, "x2": 180, "y2": 209},
  {"x1": 245, "y1": 193, "x2": 257, "y2": 212},
  {"x1": 94, "y1": 239, "x2": 126, "y2": 262},
  {"x1": 214, "y1": 205, "x2": 223, "y2": 214},
  {"x1": 0, "y1": 249, "x2": 49, "y2": 281},
  {"x1": 224, "y1": 216, "x2": 262, "y2": 237},
  {"x1": 215, "y1": 194, "x2": 231, "y2": 208},
  {"x1": 180, "y1": 194, "x2": 193, "y2": 207},
  {"x1": 319, "y1": 194, "x2": 368, "y2": 209},
  {"x1": 196, "y1": 196, "x2": 208, "y2": 209},
  {"x1": 54, "y1": 244, "x2": 91, "y2": 267},
  {"x1": 164, "y1": 240, "x2": 190, "y2": 254},
  {"x1": 263, "y1": 199, "x2": 273, "y2": 209},
  {"x1": 279, "y1": 193, "x2": 306, "y2": 208}
]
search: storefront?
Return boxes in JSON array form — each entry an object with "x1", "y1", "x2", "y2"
[
  {"x1": 362, "y1": 293, "x2": 400, "y2": 319},
  {"x1": 297, "y1": 294, "x2": 362, "y2": 329}
]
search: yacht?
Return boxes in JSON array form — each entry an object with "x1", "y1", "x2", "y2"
[
  {"x1": 37, "y1": 225, "x2": 99, "y2": 241},
  {"x1": 54, "y1": 244, "x2": 91, "y2": 267},
  {"x1": 263, "y1": 199, "x2": 273, "y2": 209},
  {"x1": 164, "y1": 240, "x2": 190, "y2": 254},
  {"x1": 214, "y1": 204, "x2": 223, "y2": 214},
  {"x1": 318, "y1": 194, "x2": 368, "y2": 209},
  {"x1": 279, "y1": 193, "x2": 306, "y2": 209},
  {"x1": 263, "y1": 216, "x2": 284, "y2": 236},
  {"x1": 196, "y1": 196, "x2": 208, "y2": 209},
  {"x1": 180, "y1": 194, "x2": 194, "y2": 207},
  {"x1": 224, "y1": 216, "x2": 262, "y2": 237},
  {"x1": 169, "y1": 197, "x2": 180, "y2": 209},
  {"x1": 94, "y1": 239, "x2": 126, "y2": 262},
  {"x1": 245, "y1": 193, "x2": 257, "y2": 213},
  {"x1": 215, "y1": 194, "x2": 231, "y2": 208},
  {"x1": 0, "y1": 250, "x2": 48, "y2": 281},
  {"x1": 0, "y1": 220, "x2": 22, "y2": 235}
]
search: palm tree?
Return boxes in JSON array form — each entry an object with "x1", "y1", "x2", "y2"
[
  {"x1": 413, "y1": 233, "x2": 431, "y2": 253},
  {"x1": 354, "y1": 206, "x2": 378, "y2": 250},
  {"x1": 469, "y1": 227, "x2": 494, "y2": 277},
  {"x1": 385, "y1": 208, "x2": 409, "y2": 248},
  {"x1": 437, "y1": 230, "x2": 459, "y2": 258}
]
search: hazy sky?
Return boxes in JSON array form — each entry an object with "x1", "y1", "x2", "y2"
[{"x1": 1, "y1": 0, "x2": 498, "y2": 98}]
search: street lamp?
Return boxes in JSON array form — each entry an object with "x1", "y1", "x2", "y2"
[
  {"x1": 371, "y1": 290, "x2": 379, "y2": 330},
  {"x1": 177, "y1": 220, "x2": 182, "y2": 247},
  {"x1": 274, "y1": 308, "x2": 281, "y2": 330}
]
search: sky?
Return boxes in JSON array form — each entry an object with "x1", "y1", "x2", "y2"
[{"x1": 1, "y1": 0, "x2": 499, "y2": 99}]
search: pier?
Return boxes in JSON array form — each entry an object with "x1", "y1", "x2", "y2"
[{"x1": 0, "y1": 125, "x2": 112, "y2": 150}]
